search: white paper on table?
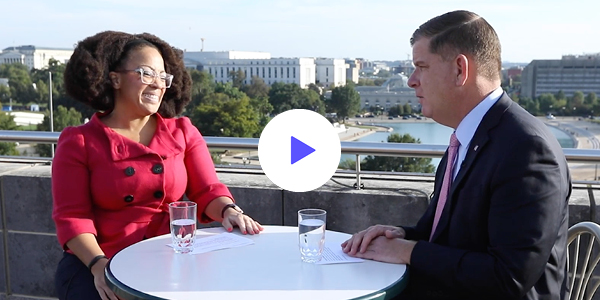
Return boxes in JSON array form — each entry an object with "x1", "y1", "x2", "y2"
[
  {"x1": 315, "y1": 246, "x2": 364, "y2": 265},
  {"x1": 167, "y1": 232, "x2": 254, "y2": 254}
]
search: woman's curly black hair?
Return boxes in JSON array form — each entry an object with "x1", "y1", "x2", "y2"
[{"x1": 64, "y1": 30, "x2": 192, "y2": 118}]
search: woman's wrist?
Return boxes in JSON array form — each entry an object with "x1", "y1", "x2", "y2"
[
  {"x1": 221, "y1": 203, "x2": 243, "y2": 218},
  {"x1": 88, "y1": 254, "x2": 108, "y2": 270}
]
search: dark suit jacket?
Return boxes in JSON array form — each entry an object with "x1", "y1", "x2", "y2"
[{"x1": 399, "y1": 94, "x2": 571, "y2": 300}]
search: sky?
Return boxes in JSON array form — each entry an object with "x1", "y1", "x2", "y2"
[{"x1": 2, "y1": 0, "x2": 599, "y2": 64}]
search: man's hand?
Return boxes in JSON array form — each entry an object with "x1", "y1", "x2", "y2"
[
  {"x1": 341, "y1": 225, "x2": 406, "y2": 255},
  {"x1": 349, "y1": 236, "x2": 416, "y2": 264}
]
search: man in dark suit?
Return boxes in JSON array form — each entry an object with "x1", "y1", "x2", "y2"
[{"x1": 342, "y1": 10, "x2": 570, "y2": 300}]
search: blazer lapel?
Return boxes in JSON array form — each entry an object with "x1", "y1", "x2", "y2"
[{"x1": 430, "y1": 94, "x2": 513, "y2": 241}]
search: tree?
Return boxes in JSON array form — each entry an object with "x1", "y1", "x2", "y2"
[
  {"x1": 188, "y1": 92, "x2": 261, "y2": 138},
  {"x1": 268, "y1": 82, "x2": 324, "y2": 114},
  {"x1": 329, "y1": 83, "x2": 360, "y2": 121},
  {"x1": 340, "y1": 133, "x2": 435, "y2": 173},
  {"x1": 537, "y1": 93, "x2": 557, "y2": 113},
  {"x1": 188, "y1": 69, "x2": 215, "y2": 108},
  {"x1": 31, "y1": 58, "x2": 66, "y2": 100},
  {"x1": 518, "y1": 97, "x2": 540, "y2": 115},
  {"x1": 374, "y1": 78, "x2": 387, "y2": 86},
  {"x1": 376, "y1": 70, "x2": 392, "y2": 78},
  {"x1": 555, "y1": 90, "x2": 566, "y2": 101},
  {"x1": 0, "y1": 63, "x2": 36, "y2": 104},
  {"x1": 0, "y1": 85, "x2": 9, "y2": 104},
  {"x1": 243, "y1": 76, "x2": 269, "y2": 99},
  {"x1": 250, "y1": 96, "x2": 272, "y2": 133},
  {"x1": 388, "y1": 105, "x2": 404, "y2": 116},
  {"x1": 403, "y1": 103, "x2": 412, "y2": 115},
  {"x1": 35, "y1": 105, "x2": 83, "y2": 157},
  {"x1": 299, "y1": 89, "x2": 325, "y2": 115},
  {"x1": 228, "y1": 69, "x2": 246, "y2": 89},
  {"x1": 585, "y1": 92, "x2": 598, "y2": 107},
  {"x1": 33, "y1": 80, "x2": 49, "y2": 104},
  {"x1": 0, "y1": 112, "x2": 19, "y2": 155},
  {"x1": 571, "y1": 91, "x2": 584, "y2": 108},
  {"x1": 357, "y1": 78, "x2": 376, "y2": 86},
  {"x1": 307, "y1": 83, "x2": 323, "y2": 96}
]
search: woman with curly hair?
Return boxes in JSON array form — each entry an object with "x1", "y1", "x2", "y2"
[{"x1": 52, "y1": 31, "x2": 263, "y2": 300}]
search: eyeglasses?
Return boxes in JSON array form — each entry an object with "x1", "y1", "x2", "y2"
[{"x1": 117, "y1": 67, "x2": 174, "y2": 88}]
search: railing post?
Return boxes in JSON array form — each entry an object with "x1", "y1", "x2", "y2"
[
  {"x1": 354, "y1": 154, "x2": 362, "y2": 190},
  {"x1": 587, "y1": 184, "x2": 597, "y2": 222}
]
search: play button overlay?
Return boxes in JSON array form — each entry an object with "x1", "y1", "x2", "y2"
[
  {"x1": 291, "y1": 136, "x2": 315, "y2": 165},
  {"x1": 259, "y1": 109, "x2": 341, "y2": 192}
]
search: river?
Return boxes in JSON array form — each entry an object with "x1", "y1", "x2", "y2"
[{"x1": 341, "y1": 121, "x2": 575, "y2": 168}]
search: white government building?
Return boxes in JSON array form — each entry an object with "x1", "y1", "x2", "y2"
[
  {"x1": 183, "y1": 51, "x2": 350, "y2": 88},
  {"x1": 0, "y1": 45, "x2": 73, "y2": 70}
]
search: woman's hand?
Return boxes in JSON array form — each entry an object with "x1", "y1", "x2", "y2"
[
  {"x1": 90, "y1": 258, "x2": 120, "y2": 300},
  {"x1": 221, "y1": 210, "x2": 264, "y2": 235}
]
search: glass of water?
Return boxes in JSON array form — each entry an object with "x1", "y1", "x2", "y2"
[
  {"x1": 298, "y1": 208, "x2": 326, "y2": 263},
  {"x1": 169, "y1": 201, "x2": 197, "y2": 254}
]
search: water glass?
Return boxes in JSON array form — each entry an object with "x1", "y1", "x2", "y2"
[
  {"x1": 298, "y1": 208, "x2": 326, "y2": 263},
  {"x1": 169, "y1": 201, "x2": 197, "y2": 254}
]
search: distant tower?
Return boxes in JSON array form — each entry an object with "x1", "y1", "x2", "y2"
[{"x1": 201, "y1": 38, "x2": 205, "y2": 52}]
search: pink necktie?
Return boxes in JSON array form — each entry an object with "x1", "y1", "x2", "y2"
[{"x1": 430, "y1": 133, "x2": 460, "y2": 241}]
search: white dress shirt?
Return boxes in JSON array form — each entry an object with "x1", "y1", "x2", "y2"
[{"x1": 452, "y1": 87, "x2": 504, "y2": 179}]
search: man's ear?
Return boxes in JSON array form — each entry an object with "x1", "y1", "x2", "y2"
[
  {"x1": 108, "y1": 72, "x2": 121, "y2": 89},
  {"x1": 454, "y1": 54, "x2": 469, "y2": 86}
]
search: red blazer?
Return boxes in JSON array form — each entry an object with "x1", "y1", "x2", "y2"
[{"x1": 52, "y1": 113, "x2": 233, "y2": 258}]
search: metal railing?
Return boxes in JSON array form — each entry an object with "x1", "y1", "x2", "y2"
[{"x1": 2, "y1": 130, "x2": 600, "y2": 188}]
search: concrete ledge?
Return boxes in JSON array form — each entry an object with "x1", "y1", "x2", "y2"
[{"x1": 0, "y1": 163, "x2": 595, "y2": 299}]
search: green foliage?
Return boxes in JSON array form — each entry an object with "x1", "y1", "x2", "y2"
[
  {"x1": 339, "y1": 133, "x2": 435, "y2": 173},
  {"x1": 388, "y1": 105, "x2": 404, "y2": 116},
  {"x1": 210, "y1": 151, "x2": 223, "y2": 165},
  {"x1": 585, "y1": 92, "x2": 598, "y2": 107},
  {"x1": 0, "y1": 112, "x2": 17, "y2": 130},
  {"x1": 374, "y1": 78, "x2": 386, "y2": 86},
  {"x1": 186, "y1": 72, "x2": 267, "y2": 138},
  {"x1": 403, "y1": 104, "x2": 412, "y2": 115},
  {"x1": 537, "y1": 94, "x2": 557, "y2": 112},
  {"x1": 338, "y1": 158, "x2": 358, "y2": 170},
  {"x1": 243, "y1": 76, "x2": 270, "y2": 99},
  {"x1": 362, "y1": 133, "x2": 435, "y2": 173},
  {"x1": 517, "y1": 97, "x2": 540, "y2": 115},
  {"x1": 307, "y1": 83, "x2": 322, "y2": 96},
  {"x1": 571, "y1": 91, "x2": 585, "y2": 108},
  {"x1": 329, "y1": 83, "x2": 360, "y2": 121},
  {"x1": 228, "y1": 69, "x2": 246, "y2": 89},
  {"x1": 0, "y1": 63, "x2": 36, "y2": 104},
  {"x1": 357, "y1": 78, "x2": 377, "y2": 86},
  {"x1": 0, "y1": 112, "x2": 19, "y2": 155},
  {"x1": 376, "y1": 70, "x2": 392, "y2": 78},
  {"x1": 0, "y1": 85, "x2": 10, "y2": 104},
  {"x1": 215, "y1": 83, "x2": 247, "y2": 100},
  {"x1": 35, "y1": 105, "x2": 83, "y2": 157},
  {"x1": 188, "y1": 92, "x2": 261, "y2": 138},
  {"x1": 268, "y1": 82, "x2": 325, "y2": 114},
  {"x1": 189, "y1": 69, "x2": 215, "y2": 108}
]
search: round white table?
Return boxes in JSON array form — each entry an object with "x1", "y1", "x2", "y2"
[{"x1": 105, "y1": 225, "x2": 408, "y2": 300}]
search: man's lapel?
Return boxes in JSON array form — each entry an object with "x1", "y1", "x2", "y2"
[{"x1": 430, "y1": 94, "x2": 512, "y2": 241}]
